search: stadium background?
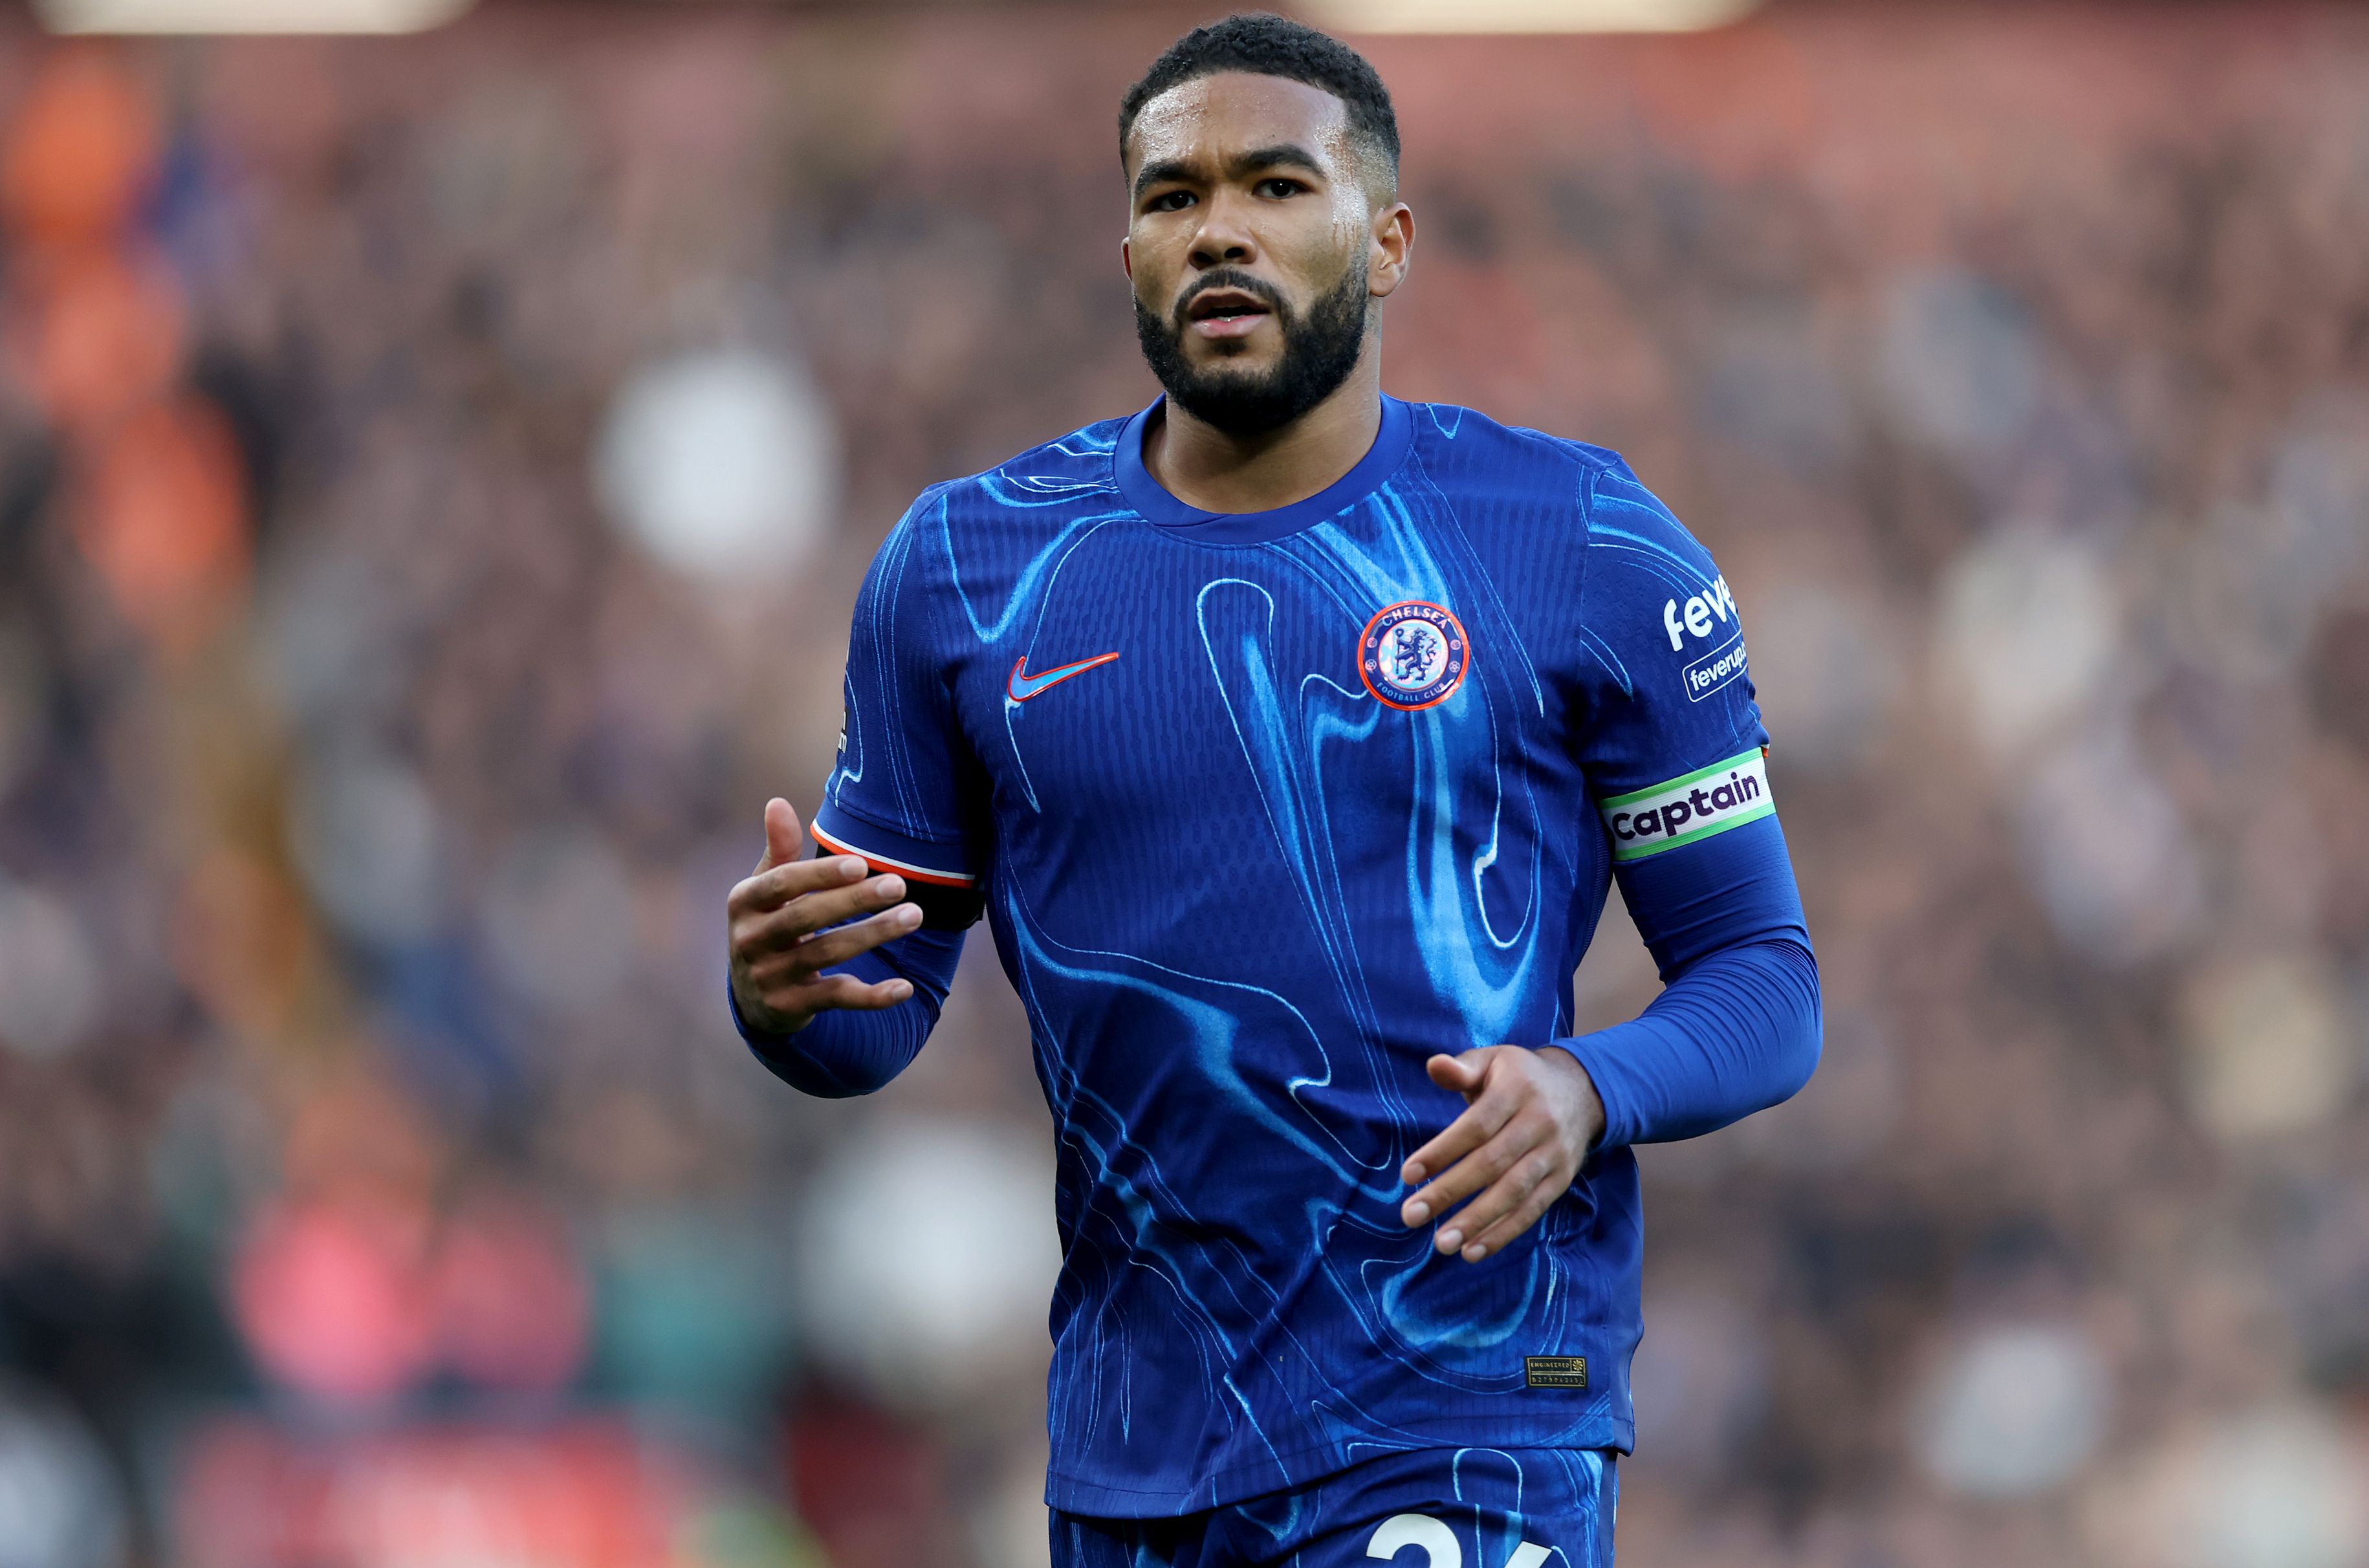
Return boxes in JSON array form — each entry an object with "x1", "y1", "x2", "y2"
[{"x1": 0, "y1": 1, "x2": 2365, "y2": 1563}]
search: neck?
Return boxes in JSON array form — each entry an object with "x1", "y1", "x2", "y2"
[{"x1": 1142, "y1": 349, "x2": 1384, "y2": 514}]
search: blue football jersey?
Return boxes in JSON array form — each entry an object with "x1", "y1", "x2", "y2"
[{"x1": 814, "y1": 397, "x2": 1780, "y2": 1515}]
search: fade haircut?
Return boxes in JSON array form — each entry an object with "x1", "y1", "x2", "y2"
[{"x1": 1118, "y1": 14, "x2": 1400, "y2": 186}]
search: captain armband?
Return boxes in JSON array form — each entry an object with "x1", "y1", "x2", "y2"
[{"x1": 1596, "y1": 748, "x2": 1774, "y2": 862}]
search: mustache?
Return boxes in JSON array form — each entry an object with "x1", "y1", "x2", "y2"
[
  {"x1": 1135, "y1": 255, "x2": 1370, "y2": 439},
  {"x1": 1170, "y1": 269, "x2": 1289, "y2": 330}
]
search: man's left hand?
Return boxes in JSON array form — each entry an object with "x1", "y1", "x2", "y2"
[{"x1": 1400, "y1": 1046, "x2": 1606, "y2": 1263}]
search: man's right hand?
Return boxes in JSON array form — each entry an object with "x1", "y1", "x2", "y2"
[{"x1": 726, "y1": 798, "x2": 924, "y2": 1035}]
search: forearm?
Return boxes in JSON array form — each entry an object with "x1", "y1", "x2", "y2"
[
  {"x1": 732, "y1": 927, "x2": 965, "y2": 1097},
  {"x1": 1557, "y1": 934, "x2": 1820, "y2": 1147},
  {"x1": 1561, "y1": 813, "x2": 1822, "y2": 1148}
]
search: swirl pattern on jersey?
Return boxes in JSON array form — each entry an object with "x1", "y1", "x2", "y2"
[{"x1": 820, "y1": 400, "x2": 1761, "y2": 1513}]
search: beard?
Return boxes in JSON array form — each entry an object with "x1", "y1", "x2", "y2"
[{"x1": 1133, "y1": 259, "x2": 1371, "y2": 439}]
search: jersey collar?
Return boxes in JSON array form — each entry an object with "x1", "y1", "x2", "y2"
[{"x1": 1114, "y1": 393, "x2": 1416, "y2": 545}]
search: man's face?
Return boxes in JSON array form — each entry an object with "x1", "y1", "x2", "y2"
[{"x1": 1122, "y1": 72, "x2": 1397, "y2": 437}]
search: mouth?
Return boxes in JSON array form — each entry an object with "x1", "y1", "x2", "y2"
[{"x1": 1183, "y1": 287, "x2": 1276, "y2": 342}]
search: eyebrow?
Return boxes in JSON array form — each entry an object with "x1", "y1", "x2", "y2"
[{"x1": 1131, "y1": 142, "x2": 1327, "y2": 200}]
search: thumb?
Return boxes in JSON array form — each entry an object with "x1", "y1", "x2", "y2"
[
  {"x1": 756, "y1": 798, "x2": 803, "y2": 872},
  {"x1": 1426, "y1": 1051, "x2": 1487, "y2": 1097}
]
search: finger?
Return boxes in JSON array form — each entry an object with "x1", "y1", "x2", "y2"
[
  {"x1": 786, "y1": 904, "x2": 925, "y2": 970},
  {"x1": 1458, "y1": 1169, "x2": 1575, "y2": 1263},
  {"x1": 1401, "y1": 1056, "x2": 1523, "y2": 1186},
  {"x1": 1401, "y1": 1100, "x2": 1507, "y2": 1210},
  {"x1": 730, "y1": 853, "x2": 869, "y2": 917},
  {"x1": 1402, "y1": 1108, "x2": 1547, "y2": 1228},
  {"x1": 754, "y1": 798, "x2": 802, "y2": 874},
  {"x1": 1432, "y1": 1137, "x2": 1566, "y2": 1258},
  {"x1": 772, "y1": 971, "x2": 915, "y2": 1015},
  {"x1": 1401, "y1": 1051, "x2": 1498, "y2": 1181},
  {"x1": 737, "y1": 874, "x2": 912, "y2": 955},
  {"x1": 1425, "y1": 1052, "x2": 1492, "y2": 1106},
  {"x1": 747, "y1": 904, "x2": 922, "y2": 981}
]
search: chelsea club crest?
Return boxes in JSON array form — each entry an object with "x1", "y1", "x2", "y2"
[{"x1": 1359, "y1": 600, "x2": 1471, "y2": 710}]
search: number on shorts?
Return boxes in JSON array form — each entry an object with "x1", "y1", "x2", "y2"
[{"x1": 1366, "y1": 1515, "x2": 1551, "y2": 1568}]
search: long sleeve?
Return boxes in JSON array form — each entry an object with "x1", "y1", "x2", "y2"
[
  {"x1": 1556, "y1": 813, "x2": 1821, "y2": 1148},
  {"x1": 1557, "y1": 453, "x2": 1820, "y2": 1148},
  {"x1": 736, "y1": 483, "x2": 991, "y2": 1098},
  {"x1": 731, "y1": 925, "x2": 968, "y2": 1098}
]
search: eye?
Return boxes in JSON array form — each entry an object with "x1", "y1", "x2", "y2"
[
  {"x1": 1146, "y1": 190, "x2": 1195, "y2": 213},
  {"x1": 1255, "y1": 178, "x2": 1307, "y2": 199}
]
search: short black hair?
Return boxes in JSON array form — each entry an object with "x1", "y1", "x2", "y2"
[{"x1": 1118, "y1": 14, "x2": 1400, "y2": 181}]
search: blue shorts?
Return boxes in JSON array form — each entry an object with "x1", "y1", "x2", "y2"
[{"x1": 1051, "y1": 1449, "x2": 1618, "y2": 1568}]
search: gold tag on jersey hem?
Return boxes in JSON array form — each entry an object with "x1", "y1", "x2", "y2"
[{"x1": 1523, "y1": 1355, "x2": 1588, "y2": 1389}]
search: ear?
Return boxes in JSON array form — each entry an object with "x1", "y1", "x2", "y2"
[{"x1": 1368, "y1": 200, "x2": 1414, "y2": 301}]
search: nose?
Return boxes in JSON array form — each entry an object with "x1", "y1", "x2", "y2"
[{"x1": 1187, "y1": 188, "x2": 1258, "y2": 270}]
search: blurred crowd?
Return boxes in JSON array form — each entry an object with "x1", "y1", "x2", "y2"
[{"x1": 0, "y1": 3, "x2": 2363, "y2": 1565}]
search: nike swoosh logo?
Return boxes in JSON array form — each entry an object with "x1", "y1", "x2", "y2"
[{"x1": 1007, "y1": 651, "x2": 1120, "y2": 702}]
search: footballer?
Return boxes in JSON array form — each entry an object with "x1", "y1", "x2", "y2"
[{"x1": 726, "y1": 16, "x2": 1820, "y2": 1567}]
